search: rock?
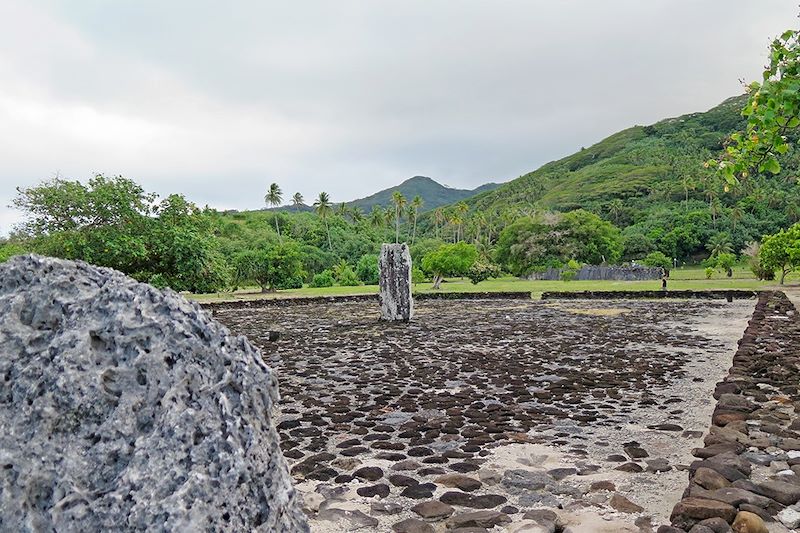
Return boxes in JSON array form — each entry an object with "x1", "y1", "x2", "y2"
[
  {"x1": 776, "y1": 506, "x2": 800, "y2": 529},
  {"x1": 501, "y1": 470, "x2": 554, "y2": 490},
  {"x1": 0, "y1": 256, "x2": 308, "y2": 532},
  {"x1": 393, "y1": 517, "x2": 436, "y2": 533},
  {"x1": 658, "y1": 527, "x2": 689, "y2": 533},
  {"x1": 610, "y1": 493, "x2": 645, "y2": 513},
  {"x1": 522, "y1": 509, "x2": 558, "y2": 523},
  {"x1": 647, "y1": 458, "x2": 672, "y2": 473},
  {"x1": 435, "y1": 474, "x2": 482, "y2": 492},
  {"x1": 446, "y1": 510, "x2": 512, "y2": 529},
  {"x1": 354, "y1": 466, "x2": 384, "y2": 481},
  {"x1": 689, "y1": 526, "x2": 716, "y2": 533},
  {"x1": 318, "y1": 508, "x2": 379, "y2": 530},
  {"x1": 731, "y1": 510, "x2": 769, "y2": 533},
  {"x1": 702, "y1": 488, "x2": 772, "y2": 508},
  {"x1": 625, "y1": 446, "x2": 650, "y2": 459},
  {"x1": 751, "y1": 480, "x2": 800, "y2": 505},
  {"x1": 590, "y1": 480, "x2": 617, "y2": 492},
  {"x1": 697, "y1": 517, "x2": 733, "y2": 532},
  {"x1": 670, "y1": 498, "x2": 737, "y2": 530},
  {"x1": 547, "y1": 467, "x2": 577, "y2": 480},
  {"x1": 616, "y1": 462, "x2": 645, "y2": 473},
  {"x1": 379, "y1": 243, "x2": 413, "y2": 321},
  {"x1": 401, "y1": 483, "x2": 437, "y2": 499},
  {"x1": 356, "y1": 483, "x2": 390, "y2": 498},
  {"x1": 372, "y1": 501, "x2": 404, "y2": 515},
  {"x1": 412, "y1": 500, "x2": 455, "y2": 519},
  {"x1": 390, "y1": 474, "x2": 420, "y2": 487},
  {"x1": 694, "y1": 467, "x2": 732, "y2": 490}
]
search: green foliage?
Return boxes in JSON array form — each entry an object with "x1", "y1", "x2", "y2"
[
  {"x1": 333, "y1": 259, "x2": 361, "y2": 286},
  {"x1": 560, "y1": 259, "x2": 582, "y2": 281},
  {"x1": 355, "y1": 254, "x2": 379, "y2": 285},
  {"x1": 310, "y1": 269, "x2": 335, "y2": 288},
  {"x1": 467, "y1": 260, "x2": 501, "y2": 285},
  {"x1": 0, "y1": 242, "x2": 27, "y2": 262},
  {"x1": 715, "y1": 252, "x2": 736, "y2": 277},
  {"x1": 422, "y1": 242, "x2": 478, "y2": 289},
  {"x1": 641, "y1": 251, "x2": 671, "y2": 272},
  {"x1": 713, "y1": 30, "x2": 800, "y2": 183},
  {"x1": 411, "y1": 266, "x2": 426, "y2": 284},
  {"x1": 705, "y1": 267, "x2": 715, "y2": 279},
  {"x1": 494, "y1": 211, "x2": 621, "y2": 275},
  {"x1": 233, "y1": 242, "x2": 305, "y2": 292},
  {"x1": 759, "y1": 222, "x2": 800, "y2": 283}
]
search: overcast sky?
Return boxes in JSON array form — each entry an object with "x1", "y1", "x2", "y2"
[{"x1": 0, "y1": 1, "x2": 796, "y2": 233}]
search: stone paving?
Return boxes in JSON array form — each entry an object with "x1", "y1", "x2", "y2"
[{"x1": 211, "y1": 298, "x2": 758, "y2": 532}]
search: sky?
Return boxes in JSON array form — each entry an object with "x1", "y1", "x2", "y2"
[{"x1": 0, "y1": 1, "x2": 797, "y2": 233}]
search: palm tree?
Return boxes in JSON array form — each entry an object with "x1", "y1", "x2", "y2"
[
  {"x1": 607, "y1": 199, "x2": 624, "y2": 224},
  {"x1": 313, "y1": 192, "x2": 333, "y2": 250},
  {"x1": 350, "y1": 206, "x2": 364, "y2": 224},
  {"x1": 265, "y1": 183, "x2": 283, "y2": 242},
  {"x1": 706, "y1": 232, "x2": 733, "y2": 258},
  {"x1": 292, "y1": 192, "x2": 304, "y2": 211},
  {"x1": 681, "y1": 175, "x2": 695, "y2": 211},
  {"x1": 454, "y1": 202, "x2": 469, "y2": 242},
  {"x1": 337, "y1": 202, "x2": 349, "y2": 218},
  {"x1": 730, "y1": 206, "x2": 743, "y2": 232},
  {"x1": 369, "y1": 205, "x2": 384, "y2": 228},
  {"x1": 433, "y1": 207, "x2": 445, "y2": 239},
  {"x1": 391, "y1": 191, "x2": 407, "y2": 243},
  {"x1": 409, "y1": 195, "x2": 423, "y2": 245}
]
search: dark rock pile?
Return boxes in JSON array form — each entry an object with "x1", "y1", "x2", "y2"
[
  {"x1": 0, "y1": 255, "x2": 308, "y2": 532},
  {"x1": 665, "y1": 291, "x2": 800, "y2": 532}
]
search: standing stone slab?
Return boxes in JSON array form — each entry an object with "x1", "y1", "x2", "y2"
[
  {"x1": 379, "y1": 243, "x2": 413, "y2": 321},
  {"x1": 0, "y1": 255, "x2": 309, "y2": 533}
]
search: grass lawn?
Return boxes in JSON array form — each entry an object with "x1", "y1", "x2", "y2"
[{"x1": 190, "y1": 266, "x2": 799, "y2": 303}]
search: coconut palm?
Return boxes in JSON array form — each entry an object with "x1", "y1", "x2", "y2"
[
  {"x1": 391, "y1": 191, "x2": 407, "y2": 243},
  {"x1": 454, "y1": 202, "x2": 469, "y2": 242},
  {"x1": 265, "y1": 183, "x2": 283, "y2": 242},
  {"x1": 350, "y1": 206, "x2": 364, "y2": 224},
  {"x1": 369, "y1": 205, "x2": 384, "y2": 228},
  {"x1": 409, "y1": 195, "x2": 423, "y2": 245},
  {"x1": 313, "y1": 192, "x2": 333, "y2": 250},
  {"x1": 433, "y1": 207, "x2": 445, "y2": 239},
  {"x1": 291, "y1": 192, "x2": 304, "y2": 211},
  {"x1": 706, "y1": 232, "x2": 733, "y2": 258}
]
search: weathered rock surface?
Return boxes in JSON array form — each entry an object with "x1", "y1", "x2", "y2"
[
  {"x1": 0, "y1": 255, "x2": 308, "y2": 532},
  {"x1": 379, "y1": 243, "x2": 413, "y2": 321}
]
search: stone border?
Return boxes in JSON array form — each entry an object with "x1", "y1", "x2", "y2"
[
  {"x1": 662, "y1": 290, "x2": 800, "y2": 532},
  {"x1": 200, "y1": 291, "x2": 532, "y2": 311},
  {"x1": 541, "y1": 290, "x2": 759, "y2": 301}
]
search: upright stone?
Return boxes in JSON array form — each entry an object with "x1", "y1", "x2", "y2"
[{"x1": 379, "y1": 243, "x2": 413, "y2": 321}]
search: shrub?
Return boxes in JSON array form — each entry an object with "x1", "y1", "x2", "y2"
[
  {"x1": 310, "y1": 269, "x2": 335, "y2": 287},
  {"x1": 641, "y1": 251, "x2": 671, "y2": 273},
  {"x1": 355, "y1": 254, "x2": 379, "y2": 285},
  {"x1": 705, "y1": 267, "x2": 714, "y2": 279},
  {"x1": 468, "y1": 260, "x2": 501, "y2": 285}
]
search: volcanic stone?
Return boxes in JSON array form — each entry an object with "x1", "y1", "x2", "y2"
[
  {"x1": 412, "y1": 500, "x2": 455, "y2": 519},
  {"x1": 434, "y1": 474, "x2": 482, "y2": 492},
  {"x1": 0, "y1": 255, "x2": 308, "y2": 532}
]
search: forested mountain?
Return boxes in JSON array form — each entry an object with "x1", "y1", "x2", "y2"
[
  {"x1": 427, "y1": 94, "x2": 800, "y2": 263},
  {"x1": 347, "y1": 176, "x2": 500, "y2": 213}
]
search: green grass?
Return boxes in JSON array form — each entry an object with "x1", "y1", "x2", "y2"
[{"x1": 190, "y1": 266, "x2": 798, "y2": 303}]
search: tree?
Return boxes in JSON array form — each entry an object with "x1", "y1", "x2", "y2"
[
  {"x1": 715, "y1": 252, "x2": 736, "y2": 278},
  {"x1": 391, "y1": 191, "x2": 407, "y2": 243},
  {"x1": 409, "y1": 195, "x2": 423, "y2": 245},
  {"x1": 265, "y1": 183, "x2": 283, "y2": 243},
  {"x1": 706, "y1": 232, "x2": 734, "y2": 258},
  {"x1": 234, "y1": 242, "x2": 304, "y2": 292},
  {"x1": 714, "y1": 29, "x2": 800, "y2": 183},
  {"x1": 641, "y1": 251, "x2": 672, "y2": 273},
  {"x1": 421, "y1": 242, "x2": 478, "y2": 289},
  {"x1": 355, "y1": 254, "x2": 379, "y2": 285},
  {"x1": 433, "y1": 207, "x2": 445, "y2": 239},
  {"x1": 313, "y1": 192, "x2": 333, "y2": 250},
  {"x1": 369, "y1": 205, "x2": 384, "y2": 228},
  {"x1": 759, "y1": 223, "x2": 800, "y2": 284},
  {"x1": 468, "y1": 260, "x2": 501, "y2": 285},
  {"x1": 559, "y1": 210, "x2": 623, "y2": 265},
  {"x1": 292, "y1": 192, "x2": 304, "y2": 211},
  {"x1": 332, "y1": 259, "x2": 360, "y2": 286}
]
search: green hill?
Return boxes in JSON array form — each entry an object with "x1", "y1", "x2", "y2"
[
  {"x1": 347, "y1": 176, "x2": 500, "y2": 213},
  {"x1": 467, "y1": 95, "x2": 751, "y2": 214}
]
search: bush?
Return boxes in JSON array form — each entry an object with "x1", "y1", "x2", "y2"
[
  {"x1": 468, "y1": 260, "x2": 501, "y2": 285},
  {"x1": 705, "y1": 267, "x2": 714, "y2": 279},
  {"x1": 412, "y1": 266, "x2": 425, "y2": 284},
  {"x1": 310, "y1": 270, "x2": 335, "y2": 287},
  {"x1": 355, "y1": 254, "x2": 379, "y2": 285},
  {"x1": 715, "y1": 252, "x2": 735, "y2": 277},
  {"x1": 560, "y1": 259, "x2": 581, "y2": 282},
  {"x1": 333, "y1": 259, "x2": 361, "y2": 286},
  {"x1": 641, "y1": 251, "x2": 671, "y2": 273}
]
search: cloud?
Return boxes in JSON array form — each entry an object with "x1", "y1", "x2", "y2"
[{"x1": 0, "y1": 0, "x2": 796, "y2": 232}]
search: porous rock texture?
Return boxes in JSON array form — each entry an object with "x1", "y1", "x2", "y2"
[
  {"x1": 379, "y1": 243, "x2": 413, "y2": 321},
  {"x1": 0, "y1": 255, "x2": 308, "y2": 532}
]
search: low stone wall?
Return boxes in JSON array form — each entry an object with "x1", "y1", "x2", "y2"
[
  {"x1": 541, "y1": 290, "x2": 759, "y2": 301},
  {"x1": 202, "y1": 291, "x2": 532, "y2": 311},
  {"x1": 663, "y1": 291, "x2": 800, "y2": 532},
  {"x1": 529, "y1": 265, "x2": 664, "y2": 281}
]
